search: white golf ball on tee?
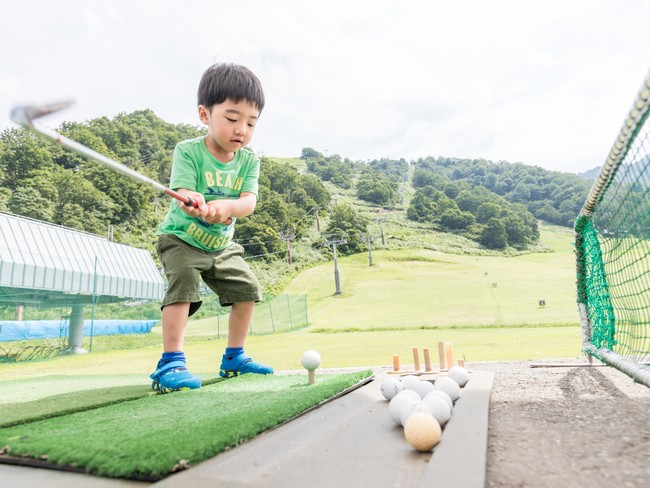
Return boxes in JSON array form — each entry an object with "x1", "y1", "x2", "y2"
[{"x1": 301, "y1": 350, "x2": 321, "y2": 371}]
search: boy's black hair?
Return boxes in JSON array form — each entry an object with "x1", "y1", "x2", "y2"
[{"x1": 197, "y1": 63, "x2": 265, "y2": 112}]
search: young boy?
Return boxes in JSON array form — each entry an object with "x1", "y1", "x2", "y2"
[{"x1": 150, "y1": 63, "x2": 273, "y2": 393}]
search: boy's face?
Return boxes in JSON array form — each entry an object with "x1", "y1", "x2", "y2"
[{"x1": 198, "y1": 99, "x2": 260, "y2": 162}]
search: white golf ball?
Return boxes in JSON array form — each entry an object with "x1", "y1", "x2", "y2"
[
  {"x1": 388, "y1": 393, "x2": 417, "y2": 425},
  {"x1": 434, "y1": 376, "x2": 461, "y2": 403},
  {"x1": 396, "y1": 389, "x2": 421, "y2": 402},
  {"x1": 447, "y1": 366, "x2": 470, "y2": 387},
  {"x1": 301, "y1": 350, "x2": 321, "y2": 371},
  {"x1": 422, "y1": 394, "x2": 452, "y2": 427},
  {"x1": 425, "y1": 390, "x2": 453, "y2": 411},
  {"x1": 413, "y1": 379, "x2": 435, "y2": 399},
  {"x1": 400, "y1": 400, "x2": 433, "y2": 427},
  {"x1": 401, "y1": 375, "x2": 421, "y2": 391},
  {"x1": 380, "y1": 377, "x2": 403, "y2": 400}
]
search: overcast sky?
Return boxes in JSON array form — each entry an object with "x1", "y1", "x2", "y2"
[{"x1": 2, "y1": 0, "x2": 649, "y2": 174}]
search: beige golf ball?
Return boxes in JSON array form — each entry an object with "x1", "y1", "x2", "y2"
[{"x1": 404, "y1": 412, "x2": 441, "y2": 452}]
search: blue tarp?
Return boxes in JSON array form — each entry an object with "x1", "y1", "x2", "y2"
[{"x1": 0, "y1": 320, "x2": 159, "y2": 342}]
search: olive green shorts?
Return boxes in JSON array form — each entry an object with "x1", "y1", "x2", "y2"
[{"x1": 157, "y1": 233, "x2": 262, "y2": 316}]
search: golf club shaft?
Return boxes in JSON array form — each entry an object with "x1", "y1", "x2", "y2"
[{"x1": 11, "y1": 104, "x2": 197, "y2": 208}]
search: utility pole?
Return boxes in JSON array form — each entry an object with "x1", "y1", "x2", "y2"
[
  {"x1": 332, "y1": 242, "x2": 341, "y2": 295},
  {"x1": 281, "y1": 230, "x2": 296, "y2": 265},
  {"x1": 365, "y1": 233, "x2": 374, "y2": 266},
  {"x1": 324, "y1": 236, "x2": 346, "y2": 295},
  {"x1": 315, "y1": 206, "x2": 321, "y2": 231}
]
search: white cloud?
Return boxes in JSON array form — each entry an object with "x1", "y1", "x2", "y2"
[{"x1": 1, "y1": 0, "x2": 649, "y2": 173}]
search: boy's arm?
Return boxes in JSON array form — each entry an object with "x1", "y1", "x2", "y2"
[{"x1": 203, "y1": 192, "x2": 257, "y2": 225}]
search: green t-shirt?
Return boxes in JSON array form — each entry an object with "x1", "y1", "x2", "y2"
[{"x1": 157, "y1": 136, "x2": 260, "y2": 251}]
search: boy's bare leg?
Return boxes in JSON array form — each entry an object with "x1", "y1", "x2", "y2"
[
  {"x1": 162, "y1": 302, "x2": 191, "y2": 352},
  {"x1": 227, "y1": 301, "x2": 255, "y2": 347}
]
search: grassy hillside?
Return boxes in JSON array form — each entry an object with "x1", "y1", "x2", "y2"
[{"x1": 285, "y1": 244, "x2": 576, "y2": 331}]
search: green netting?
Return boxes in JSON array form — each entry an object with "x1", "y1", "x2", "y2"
[
  {"x1": 579, "y1": 135, "x2": 650, "y2": 363},
  {"x1": 575, "y1": 71, "x2": 650, "y2": 384},
  {"x1": 251, "y1": 293, "x2": 309, "y2": 334},
  {"x1": 575, "y1": 217, "x2": 617, "y2": 351},
  {"x1": 215, "y1": 293, "x2": 308, "y2": 337}
]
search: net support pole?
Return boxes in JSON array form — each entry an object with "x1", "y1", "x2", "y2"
[
  {"x1": 584, "y1": 343, "x2": 650, "y2": 387},
  {"x1": 577, "y1": 303, "x2": 593, "y2": 365}
]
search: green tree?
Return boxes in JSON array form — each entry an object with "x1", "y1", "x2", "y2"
[
  {"x1": 1, "y1": 129, "x2": 54, "y2": 189},
  {"x1": 456, "y1": 189, "x2": 484, "y2": 213},
  {"x1": 440, "y1": 208, "x2": 475, "y2": 230},
  {"x1": 299, "y1": 174, "x2": 331, "y2": 209},
  {"x1": 301, "y1": 147, "x2": 323, "y2": 159},
  {"x1": 476, "y1": 202, "x2": 502, "y2": 224},
  {"x1": 236, "y1": 220, "x2": 283, "y2": 259},
  {"x1": 10, "y1": 185, "x2": 55, "y2": 222},
  {"x1": 325, "y1": 203, "x2": 369, "y2": 254},
  {"x1": 503, "y1": 213, "x2": 529, "y2": 250},
  {"x1": 261, "y1": 158, "x2": 299, "y2": 198},
  {"x1": 407, "y1": 191, "x2": 438, "y2": 223},
  {"x1": 480, "y1": 218, "x2": 508, "y2": 249},
  {"x1": 356, "y1": 170, "x2": 397, "y2": 206}
]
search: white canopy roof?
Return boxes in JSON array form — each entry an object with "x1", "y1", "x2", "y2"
[{"x1": 0, "y1": 212, "x2": 164, "y2": 305}]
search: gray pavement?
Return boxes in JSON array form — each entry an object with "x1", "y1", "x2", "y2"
[{"x1": 0, "y1": 369, "x2": 494, "y2": 488}]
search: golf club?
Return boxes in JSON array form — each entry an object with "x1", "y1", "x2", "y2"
[{"x1": 10, "y1": 100, "x2": 202, "y2": 210}]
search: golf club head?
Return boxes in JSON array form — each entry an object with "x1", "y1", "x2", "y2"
[{"x1": 10, "y1": 100, "x2": 74, "y2": 127}]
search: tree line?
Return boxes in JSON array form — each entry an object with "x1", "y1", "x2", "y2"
[
  {"x1": 298, "y1": 149, "x2": 592, "y2": 250},
  {"x1": 0, "y1": 111, "x2": 593, "y2": 263}
]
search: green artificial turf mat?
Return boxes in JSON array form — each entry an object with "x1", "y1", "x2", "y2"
[
  {"x1": 0, "y1": 370, "x2": 373, "y2": 480},
  {"x1": 0, "y1": 375, "x2": 223, "y2": 428}
]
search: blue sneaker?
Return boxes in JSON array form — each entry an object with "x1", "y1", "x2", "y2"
[
  {"x1": 150, "y1": 360, "x2": 202, "y2": 393},
  {"x1": 219, "y1": 351, "x2": 274, "y2": 378}
]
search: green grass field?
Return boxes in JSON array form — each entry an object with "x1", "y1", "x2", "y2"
[{"x1": 0, "y1": 224, "x2": 582, "y2": 383}]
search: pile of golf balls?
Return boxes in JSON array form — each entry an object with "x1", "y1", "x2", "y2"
[{"x1": 379, "y1": 366, "x2": 470, "y2": 452}]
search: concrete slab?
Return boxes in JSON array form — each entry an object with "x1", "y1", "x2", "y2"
[
  {"x1": 153, "y1": 369, "x2": 494, "y2": 488},
  {"x1": 0, "y1": 369, "x2": 494, "y2": 488},
  {"x1": 421, "y1": 370, "x2": 494, "y2": 488},
  {"x1": 0, "y1": 462, "x2": 147, "y2": 488}
]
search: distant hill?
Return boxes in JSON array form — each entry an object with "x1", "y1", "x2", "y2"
[{"x1": 576, "y1": 166, "x2": 600, "y2": 181}]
